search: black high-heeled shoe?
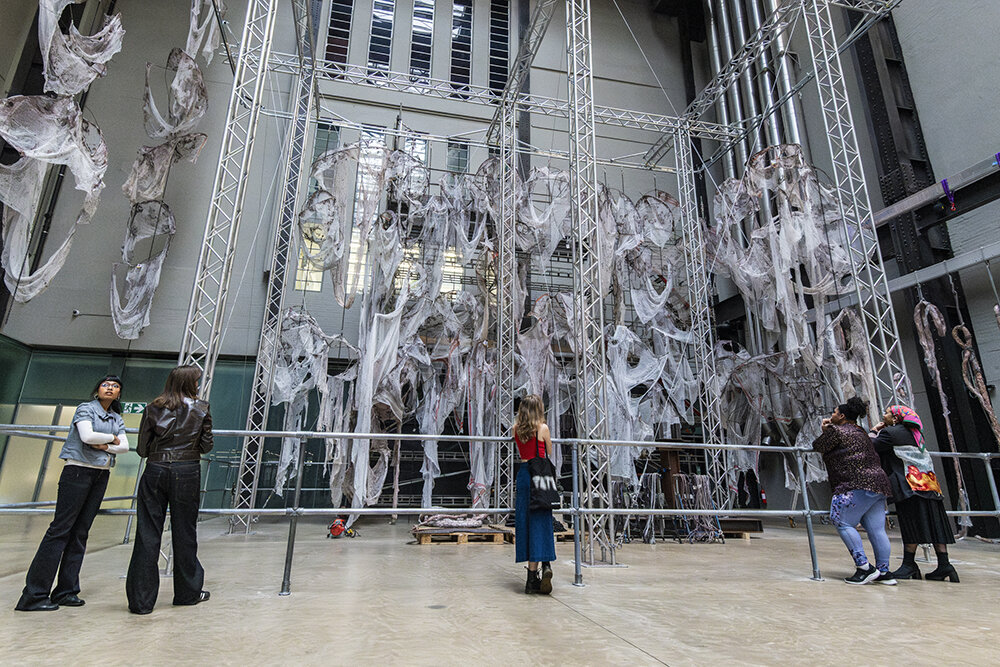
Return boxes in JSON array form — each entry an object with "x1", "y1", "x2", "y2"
[
  {"x1": 890, "y1": 562, "x2": 922, "y2": 580},
  {"x1": 925, "y1": 564, "x2": 960, "y2": 583}
]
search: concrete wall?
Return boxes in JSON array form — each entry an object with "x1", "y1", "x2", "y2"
[
  {"x1": 893, "y1": 0, "x2": 1000, "y2": 413},
  {"x1": 2, "y1": 0, "x2": 696, "y2": 356},
  {"x1": 2, "y1": 0, "x2": 296, "y2": 356}
]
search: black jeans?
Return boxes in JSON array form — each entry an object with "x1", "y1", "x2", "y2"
[
  {"x1": 125, "y1": 461, "x2": 203, "y2": 612},
  {"x1": 19, "y1": 465, "x2": 109, "y2": 605}
]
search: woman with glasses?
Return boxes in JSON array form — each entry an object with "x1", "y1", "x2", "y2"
[
  {"x1": 126, "y1": 365, "x2": 213, "y2": 614},
  {"x1": 15, "y1": 376, "x2": 129, "y2": 611}
]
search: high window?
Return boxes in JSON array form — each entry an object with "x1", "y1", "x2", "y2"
[
  {"x1": 326, "y1": 0, "x2": 353, "y2": 66},
  {"x1": 367, "y1": 0, "x2": 395, "y2": 75},
  {"x1": 402, "y1": 135, "x2": 430, "y2": 196},
  {"x1": 409, "y1": 0, "x2": 434, "y2": 81},
  {"x1": 488, "y1": 0, "x2": 509, "y2": 95},
  {"x1": 450, "y1": 0, "x2": 473, "y2": 95},
  {"x1": 296, "y1": 123, "x2": 341, "y2": 292},
  {"x1": 446, "y1": 141, "x2": 469, "y2": 175}
]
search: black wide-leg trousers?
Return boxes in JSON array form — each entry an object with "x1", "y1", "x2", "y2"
[
  {"x1": 125, "y1": 461, "x2": 203, "y2": 612},
  {"x1": 19, "y1": 465, "x2": 109, "y2": 606}
]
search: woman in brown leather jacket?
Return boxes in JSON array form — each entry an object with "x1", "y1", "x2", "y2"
[{"x1": 126, "y1": 365, "x2": 213, "y2": 614}]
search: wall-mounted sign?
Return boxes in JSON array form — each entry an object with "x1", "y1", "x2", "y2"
[{"x1": 122, "y1": 402, "x2": 147, "y2": 414}]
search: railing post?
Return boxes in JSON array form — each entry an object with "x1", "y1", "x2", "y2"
[
  {"x1": 981, "y1": 453, "x2": 1000, "y2": 518},
  {"x1": 279, "y1": 439, "x2": 307, "y2": 596},
  {"x1": 123, "y1": 458, "x2": 144, "y2": 545},
  {"x1": 571, "y1": 441, "x2": 584, "y2": 586},
  {"x1": 794, "y1": 448, "x2": 823, "y2": 581}
]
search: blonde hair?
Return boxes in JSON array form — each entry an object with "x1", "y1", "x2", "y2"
[{"x1": 514, "y1": 394, "x2": 545, "y2": 442}]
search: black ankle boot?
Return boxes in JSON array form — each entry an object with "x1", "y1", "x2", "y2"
[
  {"x1": 525, "y1": 569, "x2": 541, "y2": 594},
  {"x1": 925, "y1": 564, "x2": 960, "y2": 583},
  {"x1": 890, "y1": 561, "x2": 922, "y2": 580},
  {"x1": 539, "y1": 562, "x2": 553, "y2": 595}
]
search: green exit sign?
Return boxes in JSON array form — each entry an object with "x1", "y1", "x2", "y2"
[{"x1": 122, "y1": 402, "x2": 147, "y2": 414}]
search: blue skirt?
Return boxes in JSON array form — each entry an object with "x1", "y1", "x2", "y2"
[{"x1": 514, "y1": 463, "x2": 557, "y2": 563}]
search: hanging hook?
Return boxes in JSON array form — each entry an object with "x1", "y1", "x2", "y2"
[{"x1": 916, "y1": 281, "x2": 925, "y2": 302}]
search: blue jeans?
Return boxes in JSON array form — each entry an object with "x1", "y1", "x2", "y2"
[{"x1": 830, "y1": 489, "x2": 891, "y2": 572}]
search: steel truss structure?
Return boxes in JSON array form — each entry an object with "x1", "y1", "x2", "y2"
[
  {"x1": 801, "y1": 0, "x2": 910, "y2": 408},
  {"x1": 185, "y1": 0, "x2": 911, "y2": 542},
  {"x1": 565, "y1": 0, "x2": 614, "y2": 564},
  {"x1": 179, "y1": 0, "x2": 280, "y2": 392},
  {"x1": 230, "y1": 0, "x2": 321, "y2": 533}
]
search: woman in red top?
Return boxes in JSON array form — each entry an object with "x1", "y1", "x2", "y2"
[{"x1": 513, "y1": 394, "x2": 557, "y2": 594}]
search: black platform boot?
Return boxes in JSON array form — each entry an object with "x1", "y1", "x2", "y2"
[{"x1": 525, "y1": 569, "x2": 541, "y2": 594}]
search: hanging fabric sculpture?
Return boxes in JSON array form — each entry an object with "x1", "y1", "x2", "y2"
[
  {"x1": 38, "y1": 0, "x2": 125, "y2": 96},
  {"x1": 111, "y1": 6, "x2": 216, "y2": 339},
  {"x1": 0, "y1": 2, "x2": 122, "y2": 302},
  {"x1": 185, "y1": 0, "x2": 225, "y2": 65},
  {"x1": 705, "y1": 144, "x2": 883, "y2": 491},
  {"x1": 272, "y1": 137, "x2": 702, "y2": 513}
]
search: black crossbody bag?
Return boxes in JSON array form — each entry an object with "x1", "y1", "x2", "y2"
[{"x1": 527, "y1": 431, "x2": 559, "y2": 512}]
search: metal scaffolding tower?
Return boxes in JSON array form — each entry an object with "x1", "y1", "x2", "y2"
[
  {"x1": 566, "y1": 0, "x2": 614, "y2": 563},
  {"x1": 187, "y1": 0, "x2": 910, "y2": 531},
  {"x1": 802, "y1": 0, "x2": 910, "y2": 408},
  {"x1": 230, "y1": 0, "x2": 321, "y2": 532},
  {"x1": 178, "y1": 0, "x2": 280, "y2": 393}
]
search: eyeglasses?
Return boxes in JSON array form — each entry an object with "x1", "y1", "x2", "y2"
[{"x1": 100, "y1": 382, "x2": 121, "y2": 389}]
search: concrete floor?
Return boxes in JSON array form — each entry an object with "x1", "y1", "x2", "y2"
[{"x1": 1, "y1": 514, "x2": 999, "y2": 666}]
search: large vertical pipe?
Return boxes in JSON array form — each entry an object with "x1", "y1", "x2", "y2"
[
  {"x1": 747, "y1": 0, "x2": 782, "y2": 146},
  {"x1": 764, "y1": 0, "x2": 805, "y2": 151},
  {"x1": 729, "y1": 0, "x2": 766, "y2": 155},
  {"x1": 713, "y1": 0, "x2": 749, "y2": 171},
  {"x1": 706, "y1": 4, "x2": 737, "y2": 179}
]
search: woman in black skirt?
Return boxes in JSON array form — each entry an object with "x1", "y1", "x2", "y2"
[{"x1": 870, "y1": 405, "x2": 958, "y2": 582}]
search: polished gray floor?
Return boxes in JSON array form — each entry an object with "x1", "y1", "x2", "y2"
[{"x1": 2, "y1": 513, "x2": 999, "y2": 665}]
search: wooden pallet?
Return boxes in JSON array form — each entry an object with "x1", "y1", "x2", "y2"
[
  {"x1": 719, "y1": 517, "x2": 764, "y2": 542},
  {"x1": 412, "y1": 525, "x2": 512, "y2": 545}
]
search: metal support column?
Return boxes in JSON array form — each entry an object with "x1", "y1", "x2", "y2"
[
  {"x1": 493, "y1": 96, "x2": 518, "y2": 513},
  {"x1": 230, "y1": 0, "x2": 320, "y2": 532},
  {"x1": 674, "y1": 128, "x2": 728, "y2": 507},
  {"x1": 178, "y1": 0, "x2": 280, "y2": 394},
  {"x1": 802, "y1": 0, "x2": 910, "y2": 408},
  {"x1": 566, "y1": 0, "x2": 613, "y2": 564}
]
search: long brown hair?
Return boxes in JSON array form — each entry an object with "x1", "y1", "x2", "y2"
[
  {"x1": 151, "y1": 365, "x2": 202, "y2": 410},
  {"x1": 514, "y1": 394, "x2": 545, "y2": 443}
]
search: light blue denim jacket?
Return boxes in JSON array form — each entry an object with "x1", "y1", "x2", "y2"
[{"x1": 58, "y1": 400, "x2": 125, "y2": 468}]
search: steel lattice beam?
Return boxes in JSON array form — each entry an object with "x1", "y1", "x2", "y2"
[
  {"x1": 673, "y1": 129, "x2": 729, "y2": 508},
  {"x1": 802, "y1": 0, "x2": 910, "y2": 408},
  {"x1": 566, "y1": 0, "x2": 614, "y2": 564},
  {"x1": 485, "y1": 0, "x2": 558, "y2": 145},
  {"x1": 229, "y1": 0, "x2": 319, "y2": 533},
  {"x1": 263, "y1": 53, "x2": 739, "y2": 141},
  {"x1": 179, "y1": 0, "x2": 280, "y2": 393}
]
